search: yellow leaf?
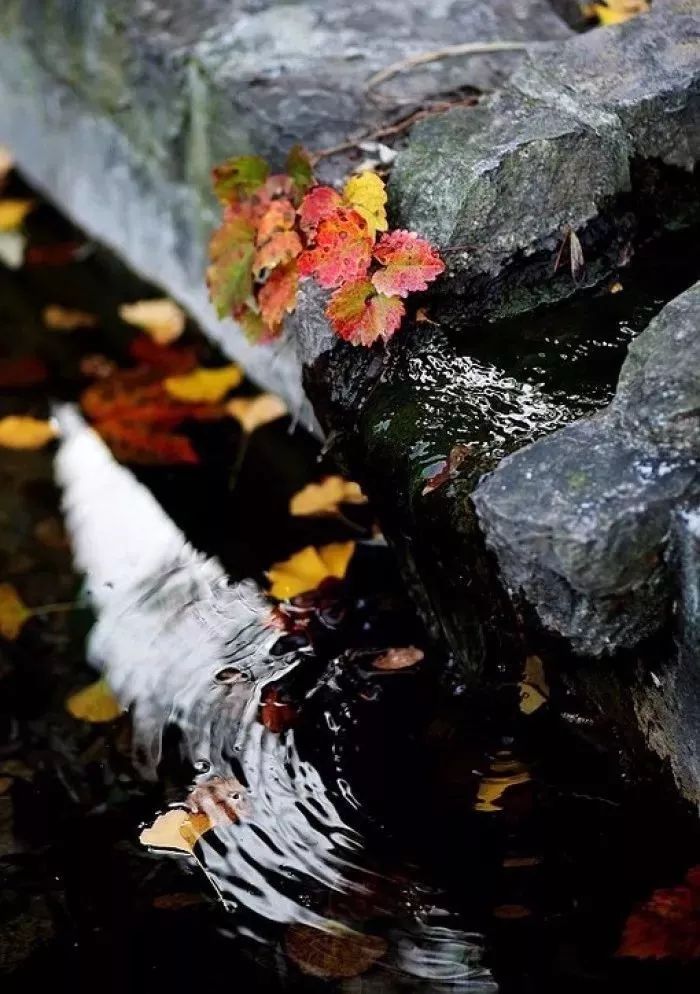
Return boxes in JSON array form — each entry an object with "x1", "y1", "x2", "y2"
[
  {"x1": 0, "y1": 583, "x2": 31, "y2": 640},
  {"x1": 0, "y1": 198, "x2": 34, "y2": 231},
  {"x1": 139, "y1": 808, "x2": 212, "y2": 854},
  {"x1": 343, "y1": 172, "x2": 388, "y2": 238},
  {"x1": 581, "y1": 0, "x2": 649, "y2": 24},
  {"x1": 226, "y1": 393, "x2": 287, "y2": 434},
  {"x1": 164, "y1": 364, "x2": 243, "y2": 404},
  {"x1": 290, "y1": 476, "x2": 368, "y2": 517},
  {"x1": 474, "y1": 757, "x2": 531, "y2": 813},
  {"x1": 0, "y1": 415, "x2": 57, "y2": 450},
  {"x1": 118, "y1": 298, "x2": 186, "y2": 345},
  {"x1": 42, "y1": 304, "x2": 98, "y2": 331},
  {"x1": 66, "y1": 677, "x2": 122, "y2": 723},
  {"x1": 519, "y1": 654, "x2": 550, "y2": 715},
  {"x1": 266, "y1": 542, "x2": 355, "y2": 600}
]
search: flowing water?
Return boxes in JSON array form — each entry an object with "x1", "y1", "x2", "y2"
[{"x1": 0, "y1": 174, "x2": 699, "y2": 993}]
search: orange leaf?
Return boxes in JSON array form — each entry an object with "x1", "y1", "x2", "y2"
[
  {"x1": 258, "y1": 261, "x2": 298, "y2": 333},
  {"x1": 140, "y1": 808, "x2": 212, "y2": 854},
  {"x1": 253, "y1": 230, "x2": 302, "y2": 277},
  {"x1": 95, "y1": 419, "x2": 198, "y2": 465},
  {"x1": 618, "y1": 867, "x2": 700, "y2": 961},
  {"x1": 326, "y1": 278, "x2": 404, "y2": 346},
  {"x1": 373, "y1": 647, "x2": 424, "y2": 671},
  {"x1": 256, "y1": 198, "x2": 296, "y2": 245},
  {"x1": 372, "y1": 229, "x2": 445, "y2": 298},
  {"x1": 0, "y1": 583, "x2": 31, "y2": 640},
  {"x1": 297, "y1": 208, "x2": 373, "y2": 289},
  {"x1": 298, "y1": 186, "x2": 343, "y2": 239}
]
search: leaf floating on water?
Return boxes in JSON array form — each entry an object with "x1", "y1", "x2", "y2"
[
  {"x1": 474, "y1": 756, "x2": 531, "y2": 813},
  {"x1": 42, "y1": 304, "x2": 98, "y2": 331},
  {"x1": 0, "y1": 198, "x2": 34, "y2": 231},
  {"x1": 0, "y1": 415, "x2": 57, "y2": 450},
  {"x1": 119, "y1": 298, "x2": 186, "y2": 345},
  {"x1": 421, "y1": 443, "x2": 472, "y2": 496},
  {"x1": 519, "y1": 654, "x2": 550, "y2": 715},
  {"x1": 0, "y1": 356, "x2": 48, "y2": 388},
  {"x1": 343, "y1": 172, "x2": 388, "y2": 239},
  {"x1": 164, "y1": 364, "x2": 243, "y2": 404},
  {"x1": 139, "y1": 808, "x2": 212, "y2": 854},
  {"x1": 290, "y1": 476, "x2": 367, "y2": 517},
  {"x1": 266, "y1": 542, "x2": 355, "y2": 600},
  {"x1": 128, "y1": 337, "x2": 198, "y2": 374},
  {"x1": 373, "y1": 646, "x2": 424, "y2": 671},
  {"x1": 0, "y1": 231, "x2": 26, "y2": 269},
  {"x1": 95, "y1": 419, "x2": 199, "y2": 465},
  {"x1": 285, "y1": 924, "x2": 388, "y2": 979},
  {"x1": 66, "y1": 677, "x2": 122, "y2": 723},
  {"x1": 226, "y1": 392, "x2": 287, "y2": 434},
  {"x1": 0, "y1": 583, "x2": 31, "y2": 640},
  {"x1": 618, "y1": 866, "x2": 700, "y2": 961}
]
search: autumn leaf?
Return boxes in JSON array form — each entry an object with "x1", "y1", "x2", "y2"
[
  {"x1": 42, "y1": 304, "x2": 98, "y2": 331},
  {"x1": 474, "y1": 757, "x2": 531, "y2": 813},
  {"x1": 285, "y1": 924, "x2": 387, "y2": 979},
  {"x1": 0, "y1": 356, "x2": 48, "y2": 388},
  {"x1": 298, "y1": 209, "x2": 373, "y2": 289},
  {"x1": 258, "y1": 260, "x2": 298, "y2": 334},
  {"x1": 0, "y1": 199, "x2": 34, "y2": 231},
  {"x1": 95, "y1": 419, "x2": 199, "y2": 465},
  {"x1": 256, "y1": 198, "x2": 296, "y2": 245},
  {"x1": 207, "y1": 205, "x2": 256, "y2": 317},
  {"x1": 260, "y1": 688, "x2": 297, "y2": 733},
  {"x1": 213, "y1": 154, "x2": 269, "y2": 202},
  {"x1": 234, "y1": 304, "x2": 269, "y2": 343},
  {"x1": 226, "y1": 393, "x2": 287, "y2": 434},
  {"x1": 66, "y1": 677, "x2": 122, "y2": 723},
  {"x1": 81, "y1": 370, "x2": 219, "y2": 427},
  {"x1": 372, "y1": 230, "x2": 445, "y2": 298},
  {"x1": 0, "y1": 415, "x2": 57, "y2": 449},
  {"x1": 0, "y1": 583, "x2": 31, "y2": 640},
  {"x1": 519, "y1": 655, "x2": 550, "y2": 715},
  {"x1": 373, "y1": 646, "x2": 424, "y2": 671},
  {"x1": 326, "y1": 278, "x2": 405, "y2": 346},
  {"x1": 119, "y1": 298, "x2": 186, "y2": 345},
  {"x1": 164, "y1": 364, "x2": 243, "y2": 404},
  {"x1": 582, "y1": 0, "x2": 649, "y2": 25},
  {"x1": 618, "y1": 866, "x2": 700, "y2": 961},
  {"x1": 128, "y1": 337, "x2": 198, "y2": 374},
  {"x1": 343, "y1": 172, "x2": 388, "y2": 238},
  {"x1": 421, "y1": 444, "x2": 471, "y2": 496},
  {"x1": 266, "y1": 542, "x2": 355, "y2": 600},
  {"x1": 286, "y1": 145, "x2": 315, "y2": 199},
  {"x1": 252, "y1": 230, "x2": 302, "y2": 277},
  {"x1": 140, "y1": 808, "x2": 212, "y2": 854},
  {"x1": 290, "y1": 476, "x2": 367, "y2": 516},
  {"x1": 298, "y1": 186, "x2": 343, "y2": 239}
]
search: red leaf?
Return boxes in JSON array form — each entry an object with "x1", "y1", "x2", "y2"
[
  {"x1": 258, "y1": 261, "x2": 298, "y2": 335},
  {"x1": 260, "y1": 688, "x2": 297, "y2": 733},
  {"x1": 298, "y1": 186, "x2": 343, "y2": 239},
  {"x1": 298, "y1": 209, "x2": 373, "y2": 289},
  {"x1": 618, "y1": 866, "x2": 700, "y2": 961},
  {"x1": 81, "y1": 370, "x2": 222, "y2": 427},
  {"x1": 326, "y1": 278, "x2": 405, "y2": 346},
  {"x1": 253, "y1": 230, "x2": 302, "y2": 276},
  {"x1": 128, "y1": 338, "x2": 198, "y2": 374},
  {"x1": 95, "y1": 419, "x2": 199, "y2": 465},
  {"x1": 372, "y1": 229, "x2": 445, "y2": 298},
  {"x1": 0, "y1": 356, "x2": 48, "y2": 387}
]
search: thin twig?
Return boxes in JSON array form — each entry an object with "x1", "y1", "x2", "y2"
[{"x1": 364, "y1": 41, "x2": 531, "y2": 94}]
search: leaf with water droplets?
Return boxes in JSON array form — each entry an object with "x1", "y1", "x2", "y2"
[
  {"x1": 298, "y1": 208, "x2": 373, "y2": 289},
  {"x1": 297, "y1": 186, "x2": 343, "y2": 239},
  {"x1": 326, "y1": 278, "x2": 404, "y2": 346},
  {"x1": 372, "y1": 230, "x2": 445, "y2": 298}
]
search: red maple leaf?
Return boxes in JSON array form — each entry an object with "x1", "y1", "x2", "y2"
[
  {"x1": 371, "y1": 229, "x2": 445, "y2": 298},
  {"x1": 618, "y1": 866, "x2": 700, "y2": 961},
  {"x1": 298, "y1": 209, "x2": 373, "y2": 289},
  {"x1": 258, "y1": 261, "x2": 298, "y2": 335},
  {"x1": 298, "y1": 186, "x2": 343, "y2": 239},
  {"x1": 326, "y1": 278, "x2": 405, "y2": 346}
]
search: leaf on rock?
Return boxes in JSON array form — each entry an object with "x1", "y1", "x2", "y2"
[
  {"x1": 140, "y1": 808, "x2": 212, "y2": 854},
  {"x1": 618, "y1": 866, "x2": 700, "y2": 961},
  {"x1": 258, "y1": 260, "x2": 298, "y2": 334},
  {"x1": 253, "y1": 230, "x2": 302, "y2": 277},
  {"x1": 298, "y1": 209, "x2": 373, "y2": 288},
  {"x1": 373, "y1": 647, "x2": 424, "y2": 671},
  {"x1": 42, "y1": 304, "x2": 98, "y2": 331},
  {"x1": 0, "y1": 199, "x2": 34, "y2": 231},
  {"x1": 372, "y1": 230, "x2": 445, "y2": 298},
  {"x1": 213, "y1": 154, "x2": 269, "y2": 202},
  {"x1": 208, "y1": 235, "x2": 255, "y2": 318},
  {"x1": 128, "y1": 337, "x2": 198, "y2": 374},
  {"x1": 119, "y1": 298, "x2": 186, "y2": 345},
  {"x1": 326, "y1": 278, "x2": 404, "y2": 346},
  {"x1": 0, "y1": 583, "x2": 31, "y2": 640},
  {"x1": 0, "y1": 415, "x2": 57, "y2": 450},
  {"x1": 285, "y1": 924, "x2": 387, "y2": 979},
  {"x1": 286, "y1": 145, "x2": 315, "y2": 199},
  {"x1": 290, "y1": 476, "x2": 367, "y2": 516},
  {"x1": 256, "y1": 199, "x2": 297, "y2": 245},
  {"x1": 66, "y1": 677, "x2": 122, "y2": 723},
  {"x1": 0, "y1": 356, "x2": 48, "y2": 388},
  {"x1": 343, "y1": 172, "x2": 388, "y2": 238},
  {"x1": 164, "y1": 364, "x2": 243, "y2": 404},
  {"x1": 266, "y1": 542, "x2": 355, "y2": 600},
  {"x1": 226, "y1": 393, "x2": 287, "y2": 434},
  {"x1": 298, "y1": 186, "x2": 343, "y2": 239},
  {"x1": 96, "y1": 419, "x2": 199, "y2": 465}
]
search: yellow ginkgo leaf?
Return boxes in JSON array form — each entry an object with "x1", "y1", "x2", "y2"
[
  {"x1": 0, "y1": 198, "x2": 34, "y2": 232},
  {"x1": 581, "y1": 0, "x2": 649, "y2": 24},
  {"x1": 164, "y1": 364, "x2": 243, "y2": 404},
  {"x1": 42, "y1": 304, "x2": 98, "y2": 331},
  {"x1": 343, "y1": 172, "x2": 388, "y2": 238},
  {"x1": 226, "y1": 393, "x2": 287, "y2": 434},
  {"x1": 290, "y1": 476, "x2": 368, "y2": 517},
  {"x1": 0, "y1": 415, "x2": 58, "y2": 450},
  {"x1": 119, "y1": 298, "x2": 186, "y2": 345},
  {"x1": 139, "y1": 808, "x2": 212, "y2": 854},
  {"x1": 66, "y1": 677, "x2": 122, "y2": 723},
  {"x1": 0, "y1": 583, "x2": 31, "y2": 640},
  {"x1": 266, "y1": 542, "x2": 355, "y2": 600}
]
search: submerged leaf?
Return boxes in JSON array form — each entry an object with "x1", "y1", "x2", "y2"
[
  {"x1": 326, "y1": 278, "x2": 404, "y2": 346},
  {"x1": 0, "y1": 199, "x2": 34, "y2": 231},
  {"x1": 42, "y1": 304, "x2": 98, "y2": 331},
  {"x1": 0, "y1": 415, "x2": 57, "y2": 450},
  {"x1": 285, "y1": 924, "x2": 387, "y2": 979},
  {"x1": 140, "y1": 808, "x2": 212, "y2": 854},
  {"x1": 164, "y1": 364, "x2": 243, "y2": 404},
  {"x1": 119, "y1": 298, "x2": 186, "y2": 345},
  {"x1": 372, "y1": 230, "x2": 445, "y2": 298},
  {"x1": 0, "y1": 583, "x2": 31, "y2": 640},
  {"x1": 290, "y1": 476, "x2": 367, "y2": 517},
  {"x1": 343, "y1": 172, "x2": 388, "y2": 238},
  {"x1": 266, "y1": 542, "x2": 355, "y2": 599},
  {"x1": 66, "y1": 678, "x2": 122, "y2": 723},
  {"x1": 226, "y1": 393, "x2": 287, "y2": 434}
]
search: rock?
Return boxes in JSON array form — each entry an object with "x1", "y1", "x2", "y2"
[{"x1": 473, "y1": 282, "x2": 700, "y2": 658}]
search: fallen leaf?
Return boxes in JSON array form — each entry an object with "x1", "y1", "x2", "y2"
[
  {"x1": 609, "y1": 281, "x2": 623, "y2": 294},
  {"x1": 298, "y1": 186, "x2": 343, "y2": 239},
  {"x1": 0, "y1": 415, "x2": 57, "y2": 450},
  {"x1": 285, "y1": 924, "x2": 387, "y2": 979},
  {"x1": 326, "y1": 278, "x2": 404, "y2": 346},
  {"x1": 373, "y1": 647, "x2": 424, "y2": 670},
  {"x1": 0, "y1": 231, "x2": 26, "y2": 269},
  {"x1": 66, "y1": 677, "x2": 122, "y2": 723},
  {"x1": 164, "y1": 364, "x2": 243, "y2": 404},
  {"x1": 0, "y1": 583, "x2": 31, "y2": 640},
  {"x1": 372, "y1": 230, "x2": 445, "y2": 298},
  {"x1": 343, "y1": 172, "x2": 388, "y2": 238},
  {"x1": 42, "y1": 304, "x2": 98, "y2": 331},
  {"x1": 127, "y1": 337, "x2": 198, "y2": 374},
  {"x1": 226, "y1": 393, "x2": 287, "y2": 434},
  {"x1": 119, "y1": 298, "x2": 186, "y2": 345},
  {"x1": 421, "y1": 443, "x2": 472, "y2": 496},
  {"x1": 298, "y1": 208, "x2": 373, "y2": 289},
  {"x1": 96, "y1": 419, "x2": 199, "y2": 465},
  {"x1": 582, "y1": 0, "x2": 649, "y2": 25},
  {"x1": 252, "y1": 229, "x2": 302, "y2": 277},
  {"x1": 290, "y1": 476, "x2": 367, "y2": 516},
  {"x1": 0, "y1": 199, "x2": 34, "y2": 231},
  {"x1": 260, "y1": 688, "x2": 298, "y2": 732},
  {"x1": 266, "y1": 542, "x2": 355, "y2": 600},
  {"x1": 519, "y1": 655, "x2": 550, "y2": 715},
  {"x1": 474, "y1": 757, "x2": 531, "y2": 813},
  {"x1": 0, "y1": 356, "x2": 48, "y2": 388},
  {"x1": 258, "y1": 260, "x2": 298, "y2": 333},
  {"x1": 139, "y1": 808, "x2": 212, "y2": 854},
  {"x1": 618, "y1": 866, "x2": 700, "y2": 961}
]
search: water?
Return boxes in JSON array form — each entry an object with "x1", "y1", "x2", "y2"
[{"x1": 1, "y1": 175, "x2": 699, "y2": 992}]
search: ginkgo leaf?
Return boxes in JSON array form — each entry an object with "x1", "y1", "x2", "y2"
[
  {"x1": 252, "y1": 230, "x2": 302, "y2": 276},
  {"x1": 66, "y1": 677, "x2": 122, "y2": 722},
  {"x1": 583, "y1": 0, "x2": 649, "y2": 25},
  {"x1": 164, "y1": 364, "x2": 243, "y2": 404},
  {"x1": 0, "y1": 199, "x2": 34, "y2": 231},
  {"x1": 213, "y1": 154, "x2": 269, "y2": 202},
  {"x1": 474, "y1": 758, "x2": 531, "y2": 813},
  {"x1": 96, "y1": 419, "x2": 199, "y2": 465},
  {"x1": 326, "y1": 279, "x2": 405, "y2": 346},
  {"x1": 0, "y1": 583, "x2": 31, "y2": 640},
  {"x1": 519, "y1": 655, "x2": 549, "y2": 715},
  {"x1": 266, "y1": 542, "x2": 355, "y2": 600},
  {"x1": 256, "y1": 199, "x2": 296, "y2": 245},
  {"x1": 226, "y1": 393, "x2": 287, "y2": 434},
  {"x1": 119, "y1": 299, "x2": 186, "y2": 345},
  {"x1": 0, "y1": 415, "x2": 57, "y2": 450},
  {"x1": 140, "y1": 808, "x2": 212, "y2": 854},
  {"x1": 285, "y1": 924, "x2": 387, "y2": 979},
  {"x1": 298, "y1": 209, "x2": 373, "y2": 288},
  {"x1": 343, "y1": 172, "x2": 388, "y2": 238},
  {"x1": 297, "y1": 186, "x2": 343, "y2": 239},
  {"x1": 286, "y1": 145, "x2": 315, "y2": 199},
  {"x1": 372, "y1": 230, "x2": 445, "y2": 298},
  {"x1": 258, "y1": 260, "x2": 298, "y2": 333},
  {"x1": 42, "y1": 304, "x2": 98, "y2": 331},
  {"x1": 290, "y1": 476, "x2": 367, "y2": 516},
  {"x1": 0, "y1": 356, "x2": 48, "y2": 388}
]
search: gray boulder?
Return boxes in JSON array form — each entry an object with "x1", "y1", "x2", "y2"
[{"x1": 473, "y1": 281, "x2": 700, "y2": 657}]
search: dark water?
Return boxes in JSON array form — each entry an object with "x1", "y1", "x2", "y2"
[{"x1": 1, "y1": 174, "x2": 699, "y2": 993}]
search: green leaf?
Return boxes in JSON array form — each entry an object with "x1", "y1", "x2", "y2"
[
  {"x1": 285, "y1": 145, "x2": 315, "y2": 199},
  {"x1": 212, "y1": 155, "x2": 269, "y2": 202}
]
